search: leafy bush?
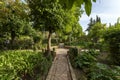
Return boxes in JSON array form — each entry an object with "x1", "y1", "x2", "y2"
[
  {"x1": 87, "y1": 63, "x2": 120, "y2": 80},
  {"x1": 104, "y1": 26, "x2": 120, "y2": 65},
  {"x1": 73, "y1": 49, "x2": 99, "y2": 69},
  {"x1": 15, "y1": 38, "x2": 34, "y2": 49},
  {"x1": 0, "y1": 50, "x2": 52, "y2": 80},
  {"x1": 0, "y1": 38, "x2": 5, "y2": 50},
  {"x1": 33, "y1": 35, "x2": 41, "y2": 44},
  {"x1": 68, "y1": 47, "x2": 78, "y2": 67},
  {"x1": 69, "y1": 48, "x2": 120, "y2": 80},
  {"x1": 7, "y1": 36, "x2": 43, "y2": 50},
  {"x1": 1, "y1": 36, "x2": 34, "y2": 50},
  {"x1": 69, "y1": 47, "x2": 78, "y2": 57}
]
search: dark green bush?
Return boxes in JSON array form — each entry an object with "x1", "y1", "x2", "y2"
[
  {"x1": 69, "y1": 47, "x2": 120, "y2": 80},
  {"x1": 0, "y1": 38, "x2": 8, "y2": 50},
  {"x1": 15, "y1": 38, "x2": 33, "y2": 49},
  {"x1": 73, "y1": 49, "x2": 99, "y2": 69},
  {"x1": 69, "y1": 47, "x2": 78, "y2": 57},
  {"x1": 68, "y1": 47, "x2": 78, "y2": 67},
  {"x1": 33, "y1": 35, "x2": 41, "y2": 43},
  {"x1": 87, "y1": 63, "x2": 120, "y2": 80},
  {"x1": 7, "y1": 36, "x2": 42, "y2": 50},
  {"x1": 104, "y1": 27, "x2": 120, "y2": 65}
]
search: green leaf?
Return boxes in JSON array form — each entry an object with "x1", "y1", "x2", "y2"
[
  {"x1": 67, "y1": 0, "x2": 75, "y2": 9},
  {"x1": 93, "y1": 0, "x2": 96, "y2": 2},
  {"x1": 75, "y1": 0, "x2": 84, "y2": 7},
  {"x1": 84, "y1": 0, "x2": 92, "y2": 16}
]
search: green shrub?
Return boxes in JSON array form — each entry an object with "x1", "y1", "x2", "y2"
[
  {"x1": 87, "y1": 63, "x2": 120, "y2": 80},
  {"x1": 0, "y1": 38, "x2": 8, "y2": 50},
  {"x1": 73, "y1": 49, "x2": 99, "y2": 69},
  {"x1": 68, "y1": 47, "x2": 78, "y2": 67},
  {"x1": 69, "y1": 48, "x2": 120, "y2": 80},
  {"x1": 104, "y1": 27, "x2": 120, "y2": 65},
  {"x1": 15, "y1": 38, "x2": 33, "y2": 49},
  {"x1": 69, "y1": 47, "x2": 78, "y2": 57},
  {"x1": 8, "y1": 36, "x2": 43, "y2": 50},
  {"x1": 4, "y1": 36, "x2": 34, "y2": 50},
  {"x1": 33, "y1": 35, "x2": 41, "y2": 44},
  {"x1": 0, "y1": 50, "x2": 52, "y2": 80}
]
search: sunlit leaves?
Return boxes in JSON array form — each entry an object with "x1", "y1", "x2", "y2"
[
  {"x1": 59, "y1": 0, "x2": 96, "y2": 16},
  {"x1": 0, "y1": 0, "x2": 30, "y2": 43},
  {"x1": 27, "y1": 0, "x2": 66, "y2": 33},
  {"x1": 0, "y1": 51, "x2": 52, "y2": 80}
]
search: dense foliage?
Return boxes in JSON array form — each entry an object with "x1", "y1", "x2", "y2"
[
  {"x1": 27, "y1": 0, "x2": 68, "y2": 52},
  {"x1": 0, "y1": 0, "x2": 30, "y2": 45},
  {"x1": 59, "y1": 6, "x2": 83, "y2": 44},
  {"x1": 0, "y1": 50, "x2": 53, "y2": 80},
  {"x1": 104, "y1": 21, "x2": 120, "y2": 65},
  {"x1": 0, "y1": 0, "x2": 96, "y2": 50},
  {"x1": 85, "y1": 16, "x2": 107, "y2": 50},
  {"x1": 68, "y1": 47, "x2": 78, "y2": 66},
  {"x1": 87, "y1": 63, "x2": 120, "y2": 80},
  {"x1": 1, "y1": 0, "x2": 120, "y2": 79},
  {"x1": 69, "y1": 48, "x2": 99, "y2": 69},
  {"x1": 74, "y1": 49, "x2": 99, "y2": 69},
  {"x1": 68, "y1": 48, "x2": 120, "y2": 80},
  {"x1": 59, "y1": 0, "x2": 96, "y2": 16}
]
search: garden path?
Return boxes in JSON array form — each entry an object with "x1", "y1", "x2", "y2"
[{"x1": 46, "y1": 48, "x2": 72, "y2": 80}]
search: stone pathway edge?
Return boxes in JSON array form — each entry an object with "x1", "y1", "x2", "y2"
[
  {"x1": 46, "y1": 55, "x2": 77, "y2": 80},
  {"x1": 46, "y1": 57, "x2": 57, "y2": 80},
  {"x1": 67, "y1": 56, "x2": 77, "y2": 80}
]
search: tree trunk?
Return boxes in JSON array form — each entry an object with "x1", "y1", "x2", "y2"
[
  {"x1": 11, "y1": 31, "x2": 16, "y2": 49},
  {"x1": 47, "y1": 31, "x2": 52, "y2": 54}
]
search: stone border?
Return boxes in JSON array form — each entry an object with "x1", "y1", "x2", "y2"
[
  {"x1": 46, "y1": 57, "x2": 57, "y2": 80},
  {"x1": 67, "y1": 56, "x2": 77, "y2": 80}
]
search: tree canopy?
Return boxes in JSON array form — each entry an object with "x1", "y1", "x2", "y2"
[
  {"x1": 26, "y1": 0, "x2": 96, "y2": 52},
  {"x1": 0, "y1": 0, "x2": 30, "y2": 45},
  {"x1": 87, "y1": 16, "x2": 106, "y2": 43}
]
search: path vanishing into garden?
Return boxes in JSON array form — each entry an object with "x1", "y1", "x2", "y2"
[{"x1": 46, "y1": 48, "x2": 75, "y2": 80}]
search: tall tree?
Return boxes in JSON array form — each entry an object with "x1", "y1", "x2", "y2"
[
  {"x1": 0, "y1": 0, "x2": 30, "y2": 46},
  {"x1": 27, "y1": 0, "x2": 67, "y2": 53},
  {"x1": 88, "y1": 22, "x2": 106, "y2": 43},
  {"x1": 56, "y1": 5, "x2": 83, "y2": 44},
  {"x1": 27, "y1": 0, "x2": 96, "y2": 53},
  {"x1": 86, "y1": 15, "x2": 101, "y2": 32}
]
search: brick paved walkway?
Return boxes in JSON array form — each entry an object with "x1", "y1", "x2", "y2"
[{"x1": 46, "y1": 49, "x2": 71, "y2": 80}]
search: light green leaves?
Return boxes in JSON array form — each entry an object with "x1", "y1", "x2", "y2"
[
  {"x1": 59, "y1": 0, "x2": 96, "y2": 16},
  {"x1": 0, "y1": 51, "x2": 52, "y2": 80}
]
